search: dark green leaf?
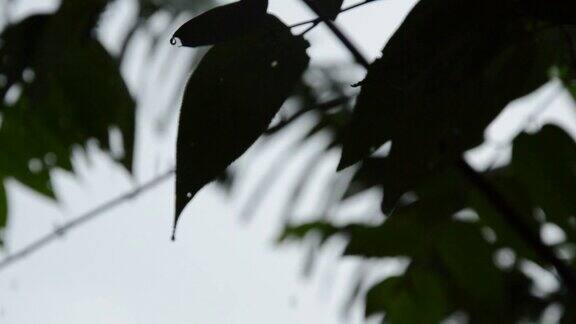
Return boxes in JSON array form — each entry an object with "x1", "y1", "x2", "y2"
[
  {"x1": 437, "y1": 222, "x2": 505, "y2": 308},
  {"x1": 365, "y1": 269, "x2": 448, "y2": 323},
  {"x1": 511, "y1": 125, "x2": 576, "y2": 242},
  {"x1": 174, "y1": 15, "x2": 310, "y2": 235},
  {"x1": 0, "y1": 6, "x2": 136, "y2": 221}
]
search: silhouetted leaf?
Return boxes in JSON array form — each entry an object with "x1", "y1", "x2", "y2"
[
  {"x1": 174, "y1": 15, "x2": 309, "y2": 235},
  {"x1": 171, "y1": 0, "x2": 268, "y2": 47},
  {"x1": 338, "y1": 0, "x2": 570, "y2": 212}
]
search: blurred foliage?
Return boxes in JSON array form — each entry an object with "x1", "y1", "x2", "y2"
[
  {"x1": 0, "y1": 0, "x2": 214, "y2": 243},
  {"x1": 2, "y1": 0, "x2": 576, "y2": 322}
]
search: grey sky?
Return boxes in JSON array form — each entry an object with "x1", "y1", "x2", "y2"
[{"x1": 1, "y1": 0, "x2": 575, "y2": 323}]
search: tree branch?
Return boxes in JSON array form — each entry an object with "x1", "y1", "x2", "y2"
[
  {"x1": 457, "y1": 159, "x2": 576, "y2": 293},
  {"x1": 0, "y1": 170, "x2": 174, "y2": 273},
  {"x1": 299, "y1": 0, "x2": 371, "y2": 67},
  {"x1": 265, "y1": 97, "x2": 349, "y2": 134}
]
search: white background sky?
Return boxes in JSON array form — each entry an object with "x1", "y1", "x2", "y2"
[{"x1": 1, "y1": 0, "x2": 575, "y2": 323}]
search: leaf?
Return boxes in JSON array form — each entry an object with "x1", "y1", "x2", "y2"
[
  {"x1": 171, "y1": 0, "x2": 269, "y2": 47},
  {"x1": 0, "y1": 15, "x2": 49, "y2": 100},
  {"x1": 365, "y1": 269, "x2": 448, "y2": 323},
  {"x1": 510, "y1": 125, "x2": 576, "y2": 242},
  {"x1": 338, "y1": 0, "x2": 567, "y2": 211},
  {"x1": 436, "y1": 222, "x2": 505, "y2": 309},
  {"x1": 0, "y1": 9, "x2": 136, "y2": 205},
  {"x1": 174, "y1": 15, "x2": 309, "y2": 236}
]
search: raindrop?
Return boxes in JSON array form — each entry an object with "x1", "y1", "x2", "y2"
[
  {"x1": 28, "y1": 158, "x2": 43, "y2": 173},
  {"x1": 44, "y1": 152, "x2": 57, "y2": 166},
  {"x1": 186, "y1": 192, "x2": 192, "y2": 198},
  {"x1": 493, "y1": 248, "x2": 516, "y2": 269},
  {"x1": 541, "y1": 222, "x2": 566, "y2": 246},
  {"x1": 170, "y1": 36, "x2": 182, "y2": 46},
  {"x1": 22, "y1": 68, "x2": 35, "y2": 83},
  {"x1": 270, "y1": 60, "x2": 278, "y2": 68}
]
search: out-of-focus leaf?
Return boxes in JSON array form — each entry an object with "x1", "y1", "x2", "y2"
[
  {"x1": 0, "y1": 4, "x2": 136, "y2": 200},
  {"x1": 278, "y1": 221, "x2": 340, "y2": 243},
  {"x1": 0, "y1": 15, "x2": 49, "y2": 99},
  {"x1": 437, "y1": 222, "x2": 505, "y2": 309},
  {"x1": 511, "y1": 125, "x2": 576, "y2": 242},
  {"x1": 175, "y1": 15, "x2": 309, "y2": 234},
  {"x1": 365, "y1": 269, "x2": 448, "y2": 323},
  {"x1": 468, "y1": 168, "x2": 545, "y2": 265},
  {"x1": 171, "y1": 0, "x2": 268, "y2": 47}
]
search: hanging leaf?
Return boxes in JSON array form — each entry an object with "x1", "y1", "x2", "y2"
[
  {"x1": 171, "y1": 0, "x2": 269, "y2": 47},
  {"x1": 174, "y1": 14, "x2": 309, "y2": 236}
]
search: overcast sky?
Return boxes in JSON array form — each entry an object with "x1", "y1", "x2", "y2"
[{"x1": 1, "y1": 0, "x2": 576, "y2": 323}]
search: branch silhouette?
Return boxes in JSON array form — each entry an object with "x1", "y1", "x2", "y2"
[{"x1": 0, "y1": 170, "x2": 174, "y2": 273}]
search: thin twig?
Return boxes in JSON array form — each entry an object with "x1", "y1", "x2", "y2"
[
  {"x1": 290, "y1": 0, "x2": 382, "y2": 29},
  {"x1": 0, "y1": 170, "x2": 174, "y2": 273},
  {"x1": 300, "y1": 0, "x2": 371, "y2": 67},
  {"x1": 265, "y1": 97, "x2": 349, "y2": 134}
]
